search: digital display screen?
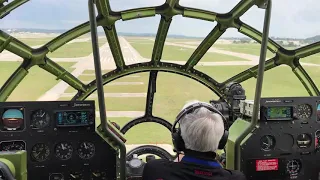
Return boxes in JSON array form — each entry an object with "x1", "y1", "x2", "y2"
[
  {"x1": 55, "y1": 111, "x2": 93, "y2": 127},
  {"x1": 266, "y1": 106, "x2": 292, "y2": 120}
]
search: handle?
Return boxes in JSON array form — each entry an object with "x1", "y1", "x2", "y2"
[
  {"x1": 234, "y1": 0, "x2": 272, "y2": 170},
  {"x1": 88, "y1": 1, "x2": 127, "y2": 179}
]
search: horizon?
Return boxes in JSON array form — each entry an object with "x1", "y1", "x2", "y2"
[{"x1": 2, "y1": 28, "x2": 318, "y2": 40}]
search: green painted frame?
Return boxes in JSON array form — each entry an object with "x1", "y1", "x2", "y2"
[{"x1": 0, "y1": 0, "x2": 319, "y2": 102}]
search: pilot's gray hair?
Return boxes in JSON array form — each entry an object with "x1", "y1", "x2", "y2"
[{"x1": 179, "y1": 100, "x2": 225, "y2": 152}]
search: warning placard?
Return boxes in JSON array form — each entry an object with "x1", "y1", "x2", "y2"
[{"x1": 255, "y1": 159, "x2": 279, "y2": 171}]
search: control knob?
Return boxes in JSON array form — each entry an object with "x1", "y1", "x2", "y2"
[{"x1": 126, "y1": 154, "x2": 145, "y2": 177}]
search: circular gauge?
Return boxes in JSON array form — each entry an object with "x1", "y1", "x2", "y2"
[
  {"x1": 77, "y1": 142, "x2": 95, "y2": 159},
  {"x1": 31, "y1": 143, "x2": 50, "y2": 162},
  {"x1": 296, "y1": 104, "x2": 312, "y2": 120},
  {"x1": 297, "y1": 133, "x2": 312, "y2": 148},
  {"x1": 260, "y1": 135, "x2": 276, "y2": 151},
  {"x1": 286, "y1": 159, "x2": 301, "y2": 174},
  {"x1": 0, "y1": 141, "x2": 25, "y2": 151},
  {"x1": 91, "y1": 170, "x2": 107, "y2": 179},
  {"x1": 69, "y1": 172, "x2": 83, "y2": 179},
  {"x1": 30, "y1": 109, "x2": 50, "y2": 129},
  {"x1": 49, "y1": 173, "x2": 64, "y2": 180},
  {"x1": 55, "y1": 142, "x2": 73, "y2": 160}
]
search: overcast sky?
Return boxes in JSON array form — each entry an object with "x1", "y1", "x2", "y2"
[{"x1": 0, "y1": 0, "x2": 319, "y2": 38}]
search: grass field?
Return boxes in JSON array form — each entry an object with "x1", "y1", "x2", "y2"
[
  {"x1": 48, "y1": 39, "x2": 108, "y2": 58},
  {"x1": 300, "y1": 54, "x2": 320, "y2": 65},
  {"x1": 0, "y1": 62, "x2": 75, "y2": 101},
  {"x1": 19, "y1": 38, "x2": 54, "y2": 46},
  {"x1": 213, "y1": 43, "x2": 274, "y2": 58},
  {"x1": 129, "y1": 41, "x2": 250, "y2": 61},
  {"x1": 127, "y1": 38, "x2": 320, "y2": 65}
]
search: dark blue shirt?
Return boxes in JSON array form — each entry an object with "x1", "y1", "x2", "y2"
[{"x1": 142, "y1": 158, "x2": 247, "y2": 180}]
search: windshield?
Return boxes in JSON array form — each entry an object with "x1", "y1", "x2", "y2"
[{"x1": 0, "y1": 0, "x2": 319, "y2": 146}]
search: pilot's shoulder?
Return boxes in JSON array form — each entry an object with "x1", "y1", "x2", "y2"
[{"x1": 224, "y1": 169, "x2": 247, "y2": 180}]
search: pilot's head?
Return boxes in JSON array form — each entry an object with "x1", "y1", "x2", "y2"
[{"x1": 179, "y1": 100, "x2": 225, "y2": 152}]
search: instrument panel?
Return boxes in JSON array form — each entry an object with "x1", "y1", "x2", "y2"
[
  {"x1": 240, "y1": 97, "x2": 320, "y2": 180},
  {"x1": 0, "y1": 101, "x2": 116, "y2": 180}
]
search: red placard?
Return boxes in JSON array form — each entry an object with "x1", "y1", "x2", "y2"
[{"x1": 256, "y1": 159, "x2": 279, "y2": 171}]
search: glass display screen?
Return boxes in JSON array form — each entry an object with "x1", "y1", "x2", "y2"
[
  {"x1": 55, "y1": 111, "x2": 93, "y2": 127},
  {"x1": 266, "y1": 106, "x2": 292, "y2": 120},
  {"x1": 317, "y1": 104, "x2": 320, "y2": 121}
]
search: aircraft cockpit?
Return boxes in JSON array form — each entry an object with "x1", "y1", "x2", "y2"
[{"x1": 0, "y1": 0, "x2": 320, "y2": 180}]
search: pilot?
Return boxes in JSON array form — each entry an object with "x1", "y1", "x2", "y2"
[{"x1": 142, "y1": 100, "x2": 246, "y2": 180}]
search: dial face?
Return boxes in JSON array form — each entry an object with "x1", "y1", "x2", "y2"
[
  {"x1": 296, "y1": 104, "x2": 312, "y2": 120},
  {"x1": 77, "y1": 142, "x2": 95, "y2": 159},
  {"x1": 0, "y1": 141, "x2": 26, "y2": 151},
  {"x1": 286, "y1": 159, "x2": 301, "y2": 174},
  {"x1": 91, "y1": 170, "x2": 107, "y2": 179},
  {"x1": 69, "y1": 172, "x2": 83, "y2": 179},
  {"x1": 296, "y1": 133, "x2": 312, "y2": 148},
  {"x1": 31, "y1": 143, "x2": 50, "y2": 162},
  {"x1": 55, "y1": 142, "x2": 73, "y2": 160},
  {"x1": 30, "y1": 109, "x2": 50, "y2": 129},
  {"x1": 260, "y1": 135, "x2": 276, "y2": 151},
  {"x1": 49, "y1": 173, "x2": 64, "y2": 180}
]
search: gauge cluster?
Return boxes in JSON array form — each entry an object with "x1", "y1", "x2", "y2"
[
  {"x1": 0, "y1": 101, "x2": 117, "y2": 180},
  {"x1": 240, "y1": 97, "x2": 320, "y2": 180}
]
